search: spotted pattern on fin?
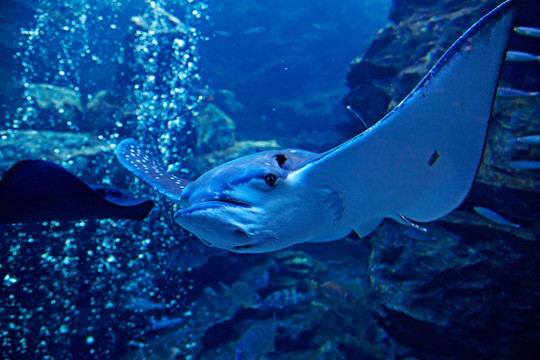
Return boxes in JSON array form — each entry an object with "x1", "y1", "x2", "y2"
[{"x1": 116, "y1": 139, "x2": 190, "y2": 202}]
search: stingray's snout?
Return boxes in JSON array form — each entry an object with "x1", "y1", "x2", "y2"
[
  {"x1": 178, "y1": 184, "x2": 194, "y2": 208},
  {"x1": 181, "y1": 187, "x2": 215, "y2": 207},
  {"x1": 179, "y1": 176, "x2": 223, "y2": 207},
  {"x1": 178, "y1": 194, "x2": 190, "y2": 208}
]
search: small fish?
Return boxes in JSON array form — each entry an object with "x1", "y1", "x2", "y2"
[
  {"x1": 506, "y1": 50, "x2": 540, "y2": 62},
  {"x1": 320, "y1": 281, "x2": 357, "y2": 303},
  {"x1": 155, "y1": 7, "x2": 189, "y2": 34},
  {"x1": 517, "y1": 135, "x2": 540, "y2": 145},
  {"x1": 124, "y1": 296, "x2": 166, "y2": 311},
  {"x1": 214, "y1": 30, "x2": 232, "y2": 38},
  {"x1": 510, "y1": 160, "x2": 540, "y2": 170},
  {"x1": 514, "y1": 26, "x2": 540, "y2": 38},
  {"x1": 221, "y1": 281, "x2": 262, "y2": 309},
  {"x1": 497, "y1": 87, "x2": 540, "y2": 97},
  {"x1": 244, "y1": 26, "x2": 266, "y2": 35},
  {"x1": 312, "y1": 22, "x2": 323, "y2": 30},
  {"x1": 235, "y1": 319, "x2": 276, "y2": 360},
  {"x1": 473, "y1": 206, "x2": 520, "y2": 228},
  {"x1": 130, "y1": 16, "x2": 148, "y2": 29},
  {"x1": 149, "y1": 316, "x2": 183, "y2": 330},
  {"x1": 346, "y1": 105, "x2": 368, "y2": 130},
  {"x1": 261, "y1": 288, "x2": 318, "y2": 310}
]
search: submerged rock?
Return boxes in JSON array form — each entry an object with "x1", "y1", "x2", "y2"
[
  {"x1": 344, "y1": 0, "x2": 540, "y2": 190},
  {"x1": 194, "y1": 103, "x2": 237, "y2": 154},
  {"x1": 25, "y1": 83, "x2": 85, "y2": 129},
  {"x1": 27, "y1": 83, "x2": 84, "y2": 113},
  {"x1": 369, "y1": 220, "x2": 540, "y2": 359},
  {"x1": 0, "y1": 130, "x2": 114, "y2": 173},
  {"x1": 344, "y1": 0, "x2": 540, "y2": 358},
  {"x1": 119, "y1": 287, "x2": 240, "y2": 360},
  {"x1": 234, "y1": 319, "x2": 276, "y2": 360},
  {"x1": 188, "y1": 103, "x2": 280, "y2": 174},
  {"x1": 344, "y1": 1, "x2": 501, "y2": 125},
  {"x1": 189, "y1": 139, "x2": 280, "y2": 175},
  {"x1": 23, "y1": 84, "x2": 132, "y2": 133}
]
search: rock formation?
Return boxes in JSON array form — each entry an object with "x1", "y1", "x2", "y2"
[{"x1": 343, "y1": 0, "x2": 540, "y2": 358}]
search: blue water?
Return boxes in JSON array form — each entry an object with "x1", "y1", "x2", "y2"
[
  {"x1": 198, "y1": 0, "x2": 389, "y2": 146},
  {"x1": 0, "y1": 1, "x2": 389, "y2": 359},
  {"x1": 2, "y1": 0, "x2": 539, "y2": 359}
]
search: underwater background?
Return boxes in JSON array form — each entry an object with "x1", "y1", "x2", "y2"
[{"x1": 1, "y1": 0, "x2": 540, "y2": 359}]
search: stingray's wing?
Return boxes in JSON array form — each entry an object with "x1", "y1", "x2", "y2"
[
  {"x1": 0, "y1": 160, "x2": 154, "y2": 224},
  {"x1": 295, "y1": 0, "x2": 520, "y2": 235},
  {"x1": 116, "y1": 139, "x2": 191, "y2": 202}
]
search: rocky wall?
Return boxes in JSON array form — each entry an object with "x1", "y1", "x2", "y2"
[{"x1": 343, "y1": 0, "x2": 540, "y2": 358}]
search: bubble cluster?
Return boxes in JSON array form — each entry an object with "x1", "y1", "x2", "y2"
[
  {"x1": 130, "y1": 0, "x2": 209, "y2": 173},
  {"x1": 2, "y1": 0, "x2": 210, "y2": 359},
  {"x1": 10, "y1": 1, "x2": 123, "y2": 132}
]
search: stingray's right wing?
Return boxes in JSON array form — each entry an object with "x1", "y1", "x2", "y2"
[
  {"x1": 294, "y1": 0, "x2": 520, "y2": 235},
  {"x1": 116, "y1": 139, "x2": 191, "y2": 203}
]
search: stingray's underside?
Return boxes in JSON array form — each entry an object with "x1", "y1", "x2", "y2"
[{"x1": 115, "y1": 0, "x2": 521, "y2": 252}]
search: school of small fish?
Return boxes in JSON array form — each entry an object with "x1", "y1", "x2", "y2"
[{"x1": 499, "y1": 26, "x2": 540, "y2": 96}]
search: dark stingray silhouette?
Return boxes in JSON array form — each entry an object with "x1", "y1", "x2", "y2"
[{"x1": 0, "y1": 159, "x2": 154, "y2": 224}]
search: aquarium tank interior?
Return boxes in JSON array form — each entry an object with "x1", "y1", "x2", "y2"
[{"x1": 1, "y1": 0, "x2": 539, "y2": 359}]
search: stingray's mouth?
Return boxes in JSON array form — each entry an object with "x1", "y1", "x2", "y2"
[
  {"x1": 179, "y1": 197, "x2": 251, "y2": 214},
  {"x1": 210, "y1": 198, "x2": 251, "y2": 208}
]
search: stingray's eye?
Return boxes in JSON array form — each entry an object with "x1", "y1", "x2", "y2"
[{"x1": 265, "y1": 174, "x2": 277, "y2": 186}]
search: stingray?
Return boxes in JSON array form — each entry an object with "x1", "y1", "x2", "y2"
[
  {"x1": 116, "y1": 0, "x2": 521, "y2": 253},
  {"x1": 0, "y1": 159, "x2": 154, "y2": 224}
]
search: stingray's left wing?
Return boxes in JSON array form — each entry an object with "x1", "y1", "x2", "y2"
[
  {"x1": 116, "y1": 139, "x2": 191, "y2": 203},
  {"x1": 294, "y1": 0, "x2": 520, "y2": 235},
  {"x1": 0, "y1": 160, "x2": 154, "y2": 224}
]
